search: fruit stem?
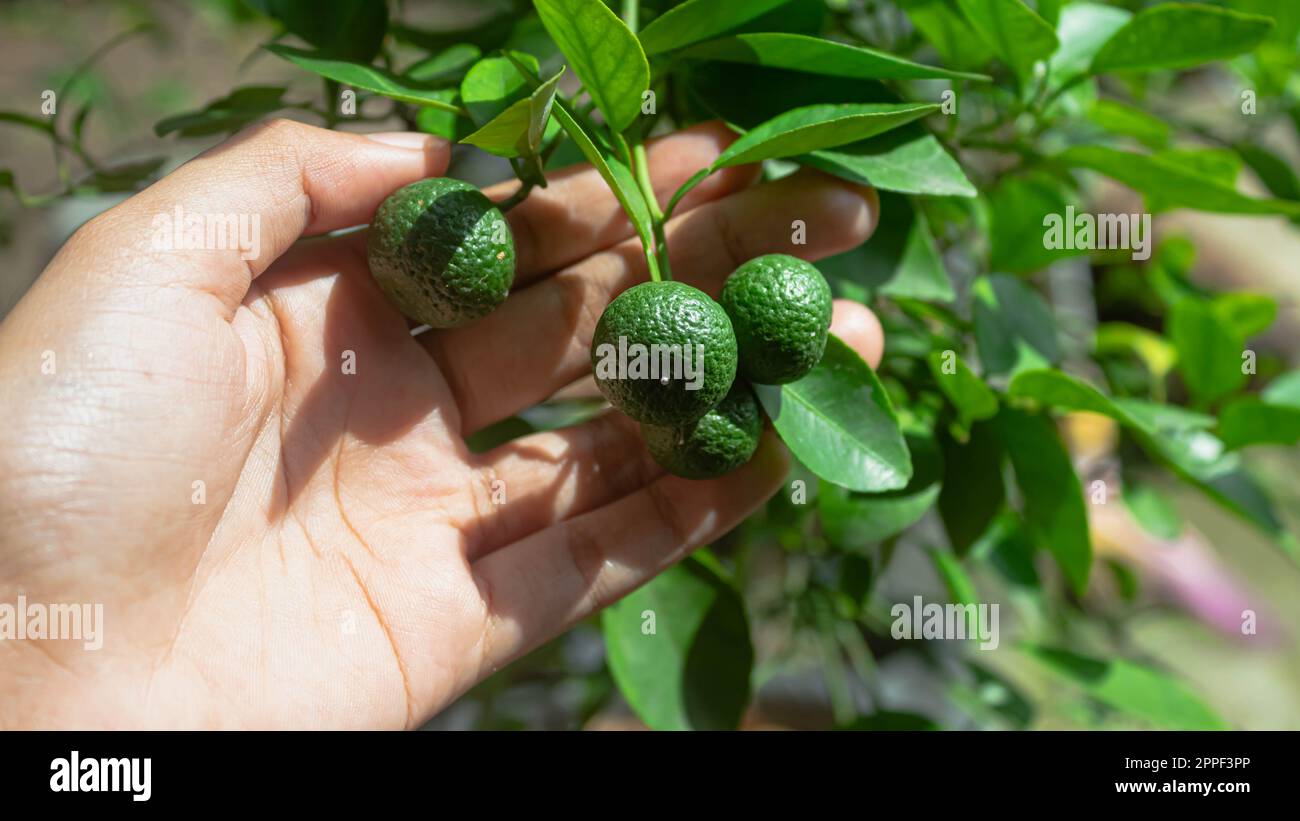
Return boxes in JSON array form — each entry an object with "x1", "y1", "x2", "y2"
[
  {"x1": 632, "y1": 142, "x2": 673, "y2": 281},
  {"x1": 497, "y1": 181, "x2": 534, "y2": 213}
]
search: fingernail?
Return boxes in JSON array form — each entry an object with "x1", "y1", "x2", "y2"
[{"x1": 366, "y1": 131, "x2": 436, "y2": 150}]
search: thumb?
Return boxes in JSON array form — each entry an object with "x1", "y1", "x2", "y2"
[{"x1": 44, "y1": 119, "x2": 448, "y2": 319}]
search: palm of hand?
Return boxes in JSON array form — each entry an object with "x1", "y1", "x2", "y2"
[{"x1": 0, "y1": 121, "x2": 878, "y2": 728}]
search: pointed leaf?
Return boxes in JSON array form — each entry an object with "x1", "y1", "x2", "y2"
[
  {"x1": 267, "y1": 45, "x2": 465, "y2": 113},
  {"x1": 954, "y1": 0, "x2": 1059, "y2": 82},
  {"x1": 461, "y1": 67, "x2": 564, "y2": 158},
  {"x1": 714, "y1": 102, "x2": 939, "y2": 168},
  {"x1": 938, "y1": 422, "x2": 1006, "y2": 554},
  {"x1": 755, "y1": 334, "x2": 912, "y2": 493},
  {"x1": 929, "y1": 351, "x2": 999, "y2": 424},
  {"x1": 804, "y1": 131, "x2": 976, "y2": 197},
  {"x1": 154, "y1": 86, "x2": 289, "y2": 138},
  {"x1": 819, "y1": 433, "x2": 942, "y2": 548},
  {"x1": 1025, "y1": 646, "x2": 1226, "y2": 730},
  {"x1": 247, "y1": 0, "x2": 387, "y2": 62},
  {"x1": 972, "y1": 274, "x2": 1062, "y2": 377},
  {"x1": 682, "y1": 32, "x2": 991, "y2": 82},
  {"x1": 996, "y1": 407, "x2": 1091, "y2": 594},
  {"x1": 534, "y1": 0, "x2": 649, "y2": 132},
  {"x1": 1090, "y1": 3, "x2": 1274, "y2": 74},
  {"x1": 602, "y1": 555, "x2": 753, "y2": 730},
  {"x1": 639, "y1": 0, "x2": 794, "y2": 55},
  {"x1": 1057, "y1": 145, "x2": 1300, "y2": 217}
]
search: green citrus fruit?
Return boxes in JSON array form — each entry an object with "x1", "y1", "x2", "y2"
[
  {"x1": 720, "y1": 253, "x2": 832, "y2": 384},
  {"x1": 641, "y1": 379, "x2": 763, "y2": 479},
  {"x1": 590, "y1": 280, "x2": 737, "y2": 426},
  {"x1": 367, "y1": 177, "x2": 515, "y2": 328}
]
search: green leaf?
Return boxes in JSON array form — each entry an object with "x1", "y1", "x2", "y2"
[
  {"x1": 75, "y1": 157, "x2": 166, "y2": 194},
  {"x1": 602, "y1": 555, "x2": 753, "y2": 730},
  {"x1": 988, "y1": 172, "x2": 1083, "y2": 273},
  {"x1": 1008, "y1": 368, "x2": 1217, "y2": 435},
  {"x1": 1168, "y1": 297, "x2": 1248, "y2": 406},
  {"x1": 638, "y1": 0, "x2": 794, "y2": 55},
  {"x1": 461, "y1": 52, "x2": 542, "y2": 126},
  {"x1": 1048, "y1": 2, "x2": 1132, "y2": 87},
  {"x1": 1007, "y1": 371, "x2": 1290, "y2": 546},
  {"x1": 1215, "y1": 291, "x2": 1277, "y2": 338},
  {"x1": 1090, "y1": 3, "x2": 1274, "y2": 74},
  {"x1": 804, "y1": 131, "x2": 976, "y2": 197},
  {"x1": 715, "y1": 102, "x2": 939, "y2": 168},
  {"x1": 962, "y1": 662, "x2": 1035, "y2": 728},
  {"x1": 1057, "y1": 145, "x2": 1300, "y2": 216},
  {"x1": 670, "y1": 103, "x2": 939, "y2": 213},
  {"x1": 461, "y1": 67, "x2": 564, "y2": 158},
  {"x1": 976, "y1": 513, "x2": 1041, "y2": 588},
  {"x1": 1123, "y1": 482, "x2": 1183, "y2": 540},
  {"x1": 1087, "y1": 98, "x2": 1170, "y2": 149},
  {"x1": 1218, "y1": 397, "x2": 1300, "y2": 449},
  {"x1": 415, "y1": 90, "x2": 471, "y2": 140},
  {"x1": 0, "y1": 110, "x2": 55, "y2": 134},
  {"x1": 827, "y1": 192, "x2": 954, "y2": 302},
  {"x1": 938, "y1": 422, "x2": 1006, "y2": 554},
  {"x1": 247, "y1": 0, "x2": 388, "y2": 62},
  {"x1": 404, "y1": 43, "x2": 482, "y2": 84},
  {"x1": 1024, "y1": 646, "x2": 1227, "y2": 730},
  {"x1": 1112, "y1": 398, "x2": 1216, "y2": 432},
  {"x1": 0, "y1": 168, "x2": 27, "y2": 204},
  {"x1": 929, "y1": 548, "x2": 978, "y2": 606},
  {"x1": 900, "y1": 0, "x2": 994, "y2": 71},
  {"x1": 819, "y1": 433, "x2": 942, "y2": 548},
  {"x1": 1263, "y1": 369, "x2": 1300, "y2": 406},
  {"x1": 1153, "y1": 147, "x2": 1242, "y2": 188},
  {"x1": 154, "y1": 86, "x2": 289, "y2": 138},
  {"x1": 928, "y1": 351, "x2": 999, "y2": 426},
  {"x1": 266, "y1": 45, "x2": 465, "y2": 114},
  {"x1": 681, "y1": 32, "x2": 991, "y2": 82},
  {"x1": 1010, "y1": 369, "x2": 1128, "y2": 419},
  {"x1": 534, "y1": 0, "x2": 648, "y2": 133},
  {"x1": 1225, "y1": 0, "x2": 1300, "y2": 41},
  {"x1": 972, "y1": 274, "x2": 1062, "y2": 377},
  {"x1": 995, "y1": 407, "x2": 1091, "y2": 594},
  {"x1": 755, "y1": 334, "x2": 912, "y2": 493},
  {"x1": 954, "y1": 0, "x2": 1059, "y2": 83},
  {"x1": 682, "y1": 61, "x2": 974, "y2": 197},
  {"x1": 1235, "y1": 141, "x2": 1300, "y2": 202},
  {"x1": 1095, "y1": 322, "x2": 1177, "y2": 381},
  {"x1": 389, "y1": 13, "x2": 515, "y2": 55}
]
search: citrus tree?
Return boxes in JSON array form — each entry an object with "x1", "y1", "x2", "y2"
[{"x1": 5, "y1": 0, "x2": 1299, "y2": 729}]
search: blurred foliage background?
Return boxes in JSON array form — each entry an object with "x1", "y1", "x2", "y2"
[{"x1": 2, "y1": 0, "x2": 1299, "y2": 730}]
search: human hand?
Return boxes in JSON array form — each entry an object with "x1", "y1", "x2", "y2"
[{"x1": 0, "y1": 119, "x2": 881, "y2": 728}]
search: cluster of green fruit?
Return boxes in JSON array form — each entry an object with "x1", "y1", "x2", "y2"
[
  {"x1": 590, "y1": 254, "x2": 831, "y2": 479},
  {"x1": 366, "y1": 177, "x2": 832, "y2": 480}
]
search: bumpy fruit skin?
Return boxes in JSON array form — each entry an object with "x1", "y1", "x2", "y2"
[
  {"x1": 590, "y1": 281, "x2": 738, "y2": 427},
  {"x1": 642, "y1": 379, "x2": 763, "y2": 479},
  {"x1": 721, "y1": 253, "x2": 832, "y2": 384},
  {"x1": 367, "y1": 177, "x2": 515, "y2": 328}
]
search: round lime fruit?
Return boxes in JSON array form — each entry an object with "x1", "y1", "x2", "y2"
[
  {"x1": 720, "y1": 254, "x2": 832, "y2": 384},
  {"x1": 641, "y1": 379, "x2": 763, "y2": 479},
  {"x1": 367, "y1": 177, "x2": 514, "y2": 328},
  {"x1": 590, "y1": 280, "x2": 737, "y2": 427}
]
